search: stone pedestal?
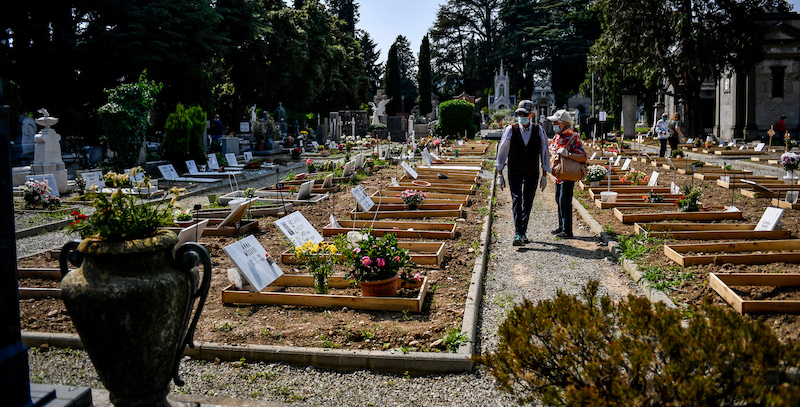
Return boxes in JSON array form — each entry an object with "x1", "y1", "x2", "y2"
[
  {"x1": 12, "y1": 167, "x2": 31, "y2": 187},
  {"x1": 31, "y1": 116, "x2": 68, "y2": 193},
  {"x1": 387, "y1": 117, "x2": 405, "y2": 142},
  {"x1": 221, "y1": 137, "x2": 239, "y2": 155}
]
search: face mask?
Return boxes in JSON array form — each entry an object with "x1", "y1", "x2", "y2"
[
  {"x1": 518, "y1": 117, "x2": 530, "y2": 126},
  {"x1": 553, "y1": 125, "x2": 561, "y2": 133}
]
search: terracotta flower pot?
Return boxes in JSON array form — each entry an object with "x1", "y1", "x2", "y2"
[
  {"x1": 359, "y1": 275, "x2": 400, "y2": 297},
  {"x1": 59, "y1": 230, "x2": 211, "y2": 407}
]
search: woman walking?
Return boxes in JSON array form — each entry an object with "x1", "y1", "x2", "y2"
[{"x1": 548, "y1": 110, "x2": 587, "y2": 238}]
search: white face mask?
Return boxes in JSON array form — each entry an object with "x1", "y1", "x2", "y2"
[
  {"x1": 518, "y1": 117, "x2": 530, "y2": 126},
  {"x1": 553, "y1": 124, "x2": 561, "y2": 133}
]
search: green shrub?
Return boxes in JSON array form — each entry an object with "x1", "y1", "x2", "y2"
[
  {"x1": 98, "y1": 71, "x2": 162, "y2": 170},
  {"x1": 478, "y1": 281, "x2": 800, "y2": 406},
  {"x1": 163, "y1": 103, "x2": 207, "y2": 168},
  {"x1": 436, "y1": 99, "x2": 476, "y2": 139}
]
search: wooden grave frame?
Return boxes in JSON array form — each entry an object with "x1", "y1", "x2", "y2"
[
  {"x1": 387, "y1": 183, "x2": 474, "y2": 195},
  {"x1": 221, "y1": 275, "x2": 429, "y2": 312},
  {"x1": 633, "y1": 222, "x2": 791, "y2": 240},
  {"x1": 587, "y1": 186, "x2": 670, "y2": 199},
  {"x1": 612, "y1": 207, "x2": 743, "y2": 224},
  {"x1": 710, "y1": 273, "x2": 800, "y2": 314},
  {"x1": 281, "y1": 241, "x2": 446, "y2": 266},
  {"x1": 322, "y1": 219, "x2": 457, "y2": 239},
  {"x1": 195, "y1": 202, "x2": 293, "y2": 219},
  {"x1": 350, "y1": 204, "x2": 463, "y2": 220},
  {"x1": 664, "y1": 240, "x2": 800, "y2": 266}
]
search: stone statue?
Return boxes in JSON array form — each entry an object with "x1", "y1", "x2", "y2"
[{"x1": 369, "y1": 99, "x2": 390, "y2": 126}]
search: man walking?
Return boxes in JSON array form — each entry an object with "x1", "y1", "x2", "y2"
[{"x1": 495, "y1": 100, "x2": 551, "y2": 246}]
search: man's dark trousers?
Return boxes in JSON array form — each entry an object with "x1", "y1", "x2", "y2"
[{"x1": 507, "y1": 169, "x2": 539, "y2": 237}]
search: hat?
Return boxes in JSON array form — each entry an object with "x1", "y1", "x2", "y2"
[
  {"x1": 515, "y1": 100, "x2": 535, "y2": 115},
  {"x1": 662, "y1": 113, "x2": 668, "y2": 118},
  {"x1": 547, "y1": 109, "x2": 572, "y2": 123}
]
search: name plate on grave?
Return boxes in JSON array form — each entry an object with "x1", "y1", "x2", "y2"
[
  {"x1": 223, "y1": 235, "x2": 283, "y2": 291},
  {"x1": 755, "y1": 207, "x2": 783, "y2": 231},
  {"x1": 274, "y1": 211, "x2": 324, "y2": 247},
  {"x1": 401, "y1": 161, "x2": 418, "y2": 179},
  {"x1": 351, "y1": 185, "x2": 375, "y2": 212}
]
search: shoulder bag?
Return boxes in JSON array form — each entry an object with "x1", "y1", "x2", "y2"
[{"x1": 551, "y1": 135, "x2": 588, "y2": 182}]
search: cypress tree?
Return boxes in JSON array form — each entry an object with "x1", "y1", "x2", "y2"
[
  {"x1": 385, "y1": 44, "x2": 401, "y2": 116},
  {"x1": 418, "y1": 35, "x2": 432, "y2": 116}
]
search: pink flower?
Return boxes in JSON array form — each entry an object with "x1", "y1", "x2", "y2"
[
  {"x1": 306, "y1": 158, "x2": 312, "y2": 165},
  {"x1": 353, "y1": 248, "x2": 361, "y2": 254},
  {"x1": 413, "y1": 272, "x2": 423, "y2": 282},
  {"x1": 376, "y1": 258, "x2": 385, "y2": 267},
  {"x1": 433, "y1": 139, "x2": 441, "y2": 146},
  {"x1": 394, "y1": 256, "x2": 400, "y2": 261},
  {"x1": 361, "y1": 256, "x2": 372, "y2": 267}
]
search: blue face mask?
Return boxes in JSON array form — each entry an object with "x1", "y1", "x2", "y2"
[
  {"x1": 518, "y1": 117, "x2": 530, "y2": 126},
  {"x1": 553, "y1": 125, "x2": 561, "y2": 133}
]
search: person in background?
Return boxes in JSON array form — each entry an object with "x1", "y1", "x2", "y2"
[
  {"x1": 548, "y1": 109, "x2": 587, "y2": 239},
  {"x1": 210, "y1": 114, "x2": 226, "y2": 144},
  {"x1": 776, "y1": 114, "x2": 788, "y2": 138},
  {"x1": 495, "y1": 100, "x2": 551, "y2": 246},
  {"x1": 655, "y1": 112, "x2": 670, "y2": 157},
  {"x1": 668, "y1": 113, "x2": 683, "y2": 152}
]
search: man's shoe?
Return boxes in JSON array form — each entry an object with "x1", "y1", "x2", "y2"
[
  {"x1": 513, "y1": 235, "x2": 525, "y2": 246},
  {"x1": 555, "y1": 232, "x2": 574, "y2": 238},
  {"x1": 521, "y1": 235, "x2": 530, "y2": 244},
  {"x1": 550, "y1": 228, "x2": 563, "y2": 235}
]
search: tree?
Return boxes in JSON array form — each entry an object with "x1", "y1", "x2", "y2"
[
  {"x1": 591, "y1": 0, "x2": 789, "y2": 137},
  {"x1": 326, "y1": 0, "x2": 359, "y2": 36},
  {"x1": 392, "y1": 35, "x2": 418, "y2": 113},
  {"x1": 418, "y1": 35, "x2": 433, "y2": 116},
  {"x1": 360, "y1": 32, "x2": 384, "y2": 97},
  {"x1": 436, "y1": 99, "x2": 477, "y2": 139},
  {"x1": 163, "y1": 104, "x2": 207, "y2": 168},
  {"x1": 384, "y1": 44, "x2": 402, "y2": 116}
]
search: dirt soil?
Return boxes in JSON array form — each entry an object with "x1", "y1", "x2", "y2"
[
  {"x1": 579, "y1": 143, "x2": 800, "y2": 342},
  {"x1": 17, "y1": 162, "x2": 491, "y2": 352}
]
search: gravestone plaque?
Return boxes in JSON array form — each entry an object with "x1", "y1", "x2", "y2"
[
  {"x1": 223, "y1": 235, "x2": 283, "y2": 292},
  {"x1": 343, "y1": 160, "x2": 354, "y2": 177},
  {"x1": 274, "y1": 211, "x2": 324, "y2": 247},
  {"x1": 80, "y1": 172, "x2": 105, "y2": 190},
  {"x1": 671, "y1": 182, "x2": 680, "y2": 195},
  {"x1": 614, "y1": 156, "x2": 622, "y2": 166},
  {"x1": 158, "y1": 164, "x2": 181, "y2": 180},
  {"x1": 421, "y1": 148, "x2": 432, "y2": 168},
  {"x1": 786, "y1": 191, "x2": 800, "y2": 205},
  {"x1": 176, "y1": 219, "x2": 209, "y2": 248},
  {"x1": 225, "y1": 153, "x2": 240, "y2": 166},
  {"x1": 186, "y1": 160, "x2": 199, "y2": 174},
  {"x1": 648, "y1": 171, "x2": 659, "y2": 187},
  {"x1": 207, "y1": 154, "x2": 220, "y2": 170},
  {"x1": 755, "y1": 143, "x2": 766, "y2": 152},
  {"x1": 243, "y1": 151, "x2": 253, "y2": 162},
  {"x1": 322, "y1": 174, "x2": 333, "y2": 189},
  {"x1": 620, "y1": 158, "x2": 632, "y2": 171},
  {"x1": 297, "y1": 180, "x2": 314, "y2": 200},
  {"x1": 401, "y1": 161, "x2": 418, "y2": 179},
  {"x1": 351, "y1": 185, "x2": 375, "y2": 212},
  {"x1": 755, "y1": 207, "x2": 783, "y2": 231},
  {"x1": 590, "y1": 152, "x2": 597, "y2": 160},
  {"x1": 387, "y1": 116, "x2": 405, "y2": 142}
]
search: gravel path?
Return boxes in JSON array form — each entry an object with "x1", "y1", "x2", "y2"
[{"x1": 26, "y1": 164, "x2": 644, "y2": 406}]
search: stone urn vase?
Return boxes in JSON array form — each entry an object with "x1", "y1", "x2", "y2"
[{"x1": 60, "y1": 230, "x2": 211, "y2": 407}]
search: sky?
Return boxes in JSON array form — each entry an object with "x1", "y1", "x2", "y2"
[
  {"x1": 356, "y1": 1, "x2": 445, "y2": 65},
  {"x1": 358, "y1": 0, "x2": 800, "y2": 66}
]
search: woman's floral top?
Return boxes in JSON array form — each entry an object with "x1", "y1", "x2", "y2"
[{"x1": 548, "y1": 129, "x2": 587, "y2": 184}]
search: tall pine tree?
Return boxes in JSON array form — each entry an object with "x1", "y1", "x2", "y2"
[
  {"x1": 385, "y1": 44, "x2": 402, "y2": 116},
  {"x1": 418, "y1": 35, "x2": 433, "y2": 116}
]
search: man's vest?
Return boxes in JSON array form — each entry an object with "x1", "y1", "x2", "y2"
[{"x1": 508, "y1": 123, "x2": 541, "y2": 178}]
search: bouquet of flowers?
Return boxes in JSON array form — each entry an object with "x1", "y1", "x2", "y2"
[
  {"x1": 619, "y1": 169, "x2": 649, "y2": 185},
  {"x1": 306, "y1": 158, "x2": 316, "y2": 173},
  {"x1": 675, "y1": 186, "x2": 702, "y2": 212},
  {"x1": 643, "y1": 190, "x2": 664, "y2": 203},
  {"x1": 175, "y1": 210, "x2": 193, "y2": 221},
  {"x1": 781, "y1": 152, "x2": 799, "y2": 171},
  {"x1": 692, "y1": 160, "x2": 705, "y2": 168},
  {"x1": 585, "y1": 165, "x2": 608, "y2": 182},
  {"x1": 336, "y1": 233, "x2": 420, "y2": 284},
  {"x1": 398, "y1": 189, "x2": 427, "y2": 208},
  {"x1": 670, "y1": 149, "x2": 684, "y2": 158},
  {"x1": 694, "y1": 139, "x2": 703, "y2": 148},
  {"x1": 294, "y1": 240, "x2": 338, "y2": 294},
  {"x1": 20, "y1": 179, "x2": 61, "y2": 210}
]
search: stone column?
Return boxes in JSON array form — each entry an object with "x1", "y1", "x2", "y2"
[
  {"x1": 30, "y1": 116, "x2": 68, "y2": 194},
  {"x1": 622, "y1": 95, "x2": 637, "y2": 139}
]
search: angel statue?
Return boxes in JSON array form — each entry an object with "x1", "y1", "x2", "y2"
[{"x1": 368, "y1": 99, "x2": 390, "y2": 126}]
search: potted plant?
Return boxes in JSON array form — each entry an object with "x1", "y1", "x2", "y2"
[
  {"x1": 670, "y1": 149, "x2": 684, "y2": 159},
  {"x1": 294, "y1": 240, "x2": 338, "y2": 294},
  {"x1": 174, "y1": 209, "x2": 194, "y2": 227},
  {"x1": 399, "y1": 189, "x2": 427, "y2": 209},
  {"x1": 781, "y1": 152, "x2": 799, "y2": 182},
  {"x1": 253, "y1": 120, "x2": 268, "y2": 151},
  {"x1": 335, "y1": 233, "x2": 422, "y2": 297},
  {"x1": 59, "y1": 170, "x2": 211, "y2": 407},
  {"x1": 584, "y1": 165, "x2": 608, "y2": 187}
]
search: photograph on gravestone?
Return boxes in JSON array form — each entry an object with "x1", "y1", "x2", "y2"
[
  {"x1": 223, "y1": 235, "x2": 283, "y2": 292},
  {"x1": 274, "y1": 211, "x2": 324, "y2": 247}
]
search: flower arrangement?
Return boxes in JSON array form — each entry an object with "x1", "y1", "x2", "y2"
[
  {"x1": 294, "y1": 240, "x2": 338, "y2": 294},
  {"x1": 20, "y1": 179, "x2": 61, "y2": 210},
  {"x1": 244, "y1": 159, "x2": 263, "y2": 169},
  {"x1": 619, "y1": 169, "x2": 649, "y2": 185},
  {"x1": 692, "y1": 160, "x2": 705, "y2": 168},
  {"x1": 66, "y1": 170, "x2": 178, "y2": 241},
  {"x1": 585, "y1": 165, "x2": 608, "y2": 182},
  {"x1": 694, "y1": 139, "x2": 703, "y2": 148},
  {"x1": 306, "y1": 158, "x2": 316, "y2": 173},
  {"x1": 723, "y1": 164, "x2": 735, "y2": 171},
  {"x1": 175, "y1": 210, "x2": 193, "y2": 221},
  {"x1": 643, "y1": 190, "x2": 664, "y2": 203},
  {"x1": 670, "y1": 149, "x2": 684, "y2": 158},
  {"x1": 243, "y1": 187, "x2": 255, "y2": 198},
  {"x1": 398, "y1": 189, "x2": 427, "y2": 208},
  {"x1": 675, "y1": 186, "x2": 702, "y2": 212},
  {"x1": 781, "y1": 152, "x2": 799, "y2": 171},
  {"x1": 705, "y1": 140, "x2": 714, "y2": 148},
  {"x1": 336, "y1": 233, "x2": 419, "y2": 284}
]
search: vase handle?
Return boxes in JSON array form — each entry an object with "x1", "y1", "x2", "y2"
[
  {"x1": 171, "y1": 242, "x2": 212, "y2": 386},
  {"x1": 59, "y1": 241, "x2": 83, "y2": 278}
]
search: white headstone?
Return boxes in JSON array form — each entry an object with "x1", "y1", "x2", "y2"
[
  {"x1": 755, "y1": 207, "x2": 783, "y2": 231},
  {"x1": 343, "y1": 160, "x2": 354, "y2": 177},
  {"x1": 728, "y1": 141, "x2": 735, "y2": 147},
  {"x1": 297, "y1": 180, "x2": 314, "y2": 200},
  {"x1": 720, "y1": 176, "x2": 730, "y2": 184},
  {"x1": 401, "y1": 161, "x2": 418, "y2": 179},
  {"x1": 185, "y1": 160, "x2": 199, "y2": 174},
  {"x1": 158, "y1": 164, "x2": 180, "y2": 180},
  {"x1": 686, "y1": 138, "x2": 694, "y2": 144},
  {"x1": 350, "y1": 185, "x2": 375, "y2": 212},
  {"x1": 80, "y1": 172, "x2": 105, "y2": 190},
  {"x1": 620, "y1": 158, "x2": 632, "y2": 171},
  {"x1": 670, "y1": 182, "x2": 680, "y2": 195},
  {"x1": 329, "y1": 214, "x2": 341, "y2": 228},
  {"x1": 176, "y1": 219, "x2": 209, "y2": 248},
  {"x1": 26, "y1": 174, "x2": 60, "y2": 197},
  {"x1": 322, "y1": 173, "x2": 333, "y2": 189},
  {"x1": 614, "y1": 155, "x2": 622, "y2": 166},
  {"x1": 648, "y1": 171, "x2": 659, "y2": 187},
  {"x1": 124, "y1": 168, "x2": 145, "y2": 185},
  {"x1": 421, "y1": 148, "x2": 433, "y2": 168},
  {"x1": 391, "y1": 177, "x2": 400, "y2": 187},
  {"x1": 225, "y1": 153, "x2": 239, "y2": 166},
  {"x1": 207, "y1": 154, "x2": 220, "y2": 170},
  {"x1": 755, "y1": 143, "x2": 766, "y2": 152},
  {"x1": 274, "y1": 211, "x2": 324, "y2": 247},
  {"x1": 739, "y1": 145, "x2": 745, "y2": 150},
  {"x1": 223, "y1": 235, "x2": 283, "y2": 292},
  {"x1": 243, "y1": 151, "x2": 253, "y2": 162},
  {"x1": 725, "y1": 206, "x2": 740, "y2": 212},
  {"x1": 590, "y1": 152, "x2": 597, "y2": 160},
  {"x1": 786, "y1": 191, "x2": 800, "y2": 205}
]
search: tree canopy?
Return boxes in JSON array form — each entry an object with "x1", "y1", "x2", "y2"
[{"x1": 418, "y1": 35, "x2": 433, "y2": 116}]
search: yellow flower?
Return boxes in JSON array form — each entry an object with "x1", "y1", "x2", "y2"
[
  {"x1": 111, "y1": 188, "x2": 123, "y2": 200},
  {"x1": 327, "y1": 245, "x2": 337, "y2": 254},
  {"x1": 295, "y1": 247, "x2": 303, "y2": 256}
]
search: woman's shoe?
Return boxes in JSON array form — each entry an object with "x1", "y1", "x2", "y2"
[{"x1": 513, "y1": 235, "x2": 525, "y2": 246}]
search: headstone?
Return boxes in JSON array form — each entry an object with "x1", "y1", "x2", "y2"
[
  {"x1": 225, "y1": 153, "x2": 239, "y2": 167},
  {"x1": 755, "y1": 207, "x2": 783, "y2": 231},
  {"x1": 297, "y1": 180, "x2": 314, "y2": 200},
  {"x1": 26, "y1": 174, "x2": 60, "y2": 197},
  {"x1": 421, "y1": 148, "x2": 433, "y2": 168},
  {"x1": 274, "y1": 211, "x2": 324, "y2": 247},
  {"x1": 590, "y1": 152, "x2": 597, "y2": 160},
  {"x1": 329, "y1": 214, "x2": 341, "y2": 228},
  {"x1": 387, "y1": 116, "x2": 405, "y2": 142},
  {"x1": 80, "y1": 171, "x2": 105, "y2": 190},
  {"x1": 620, "y1": 158, "x2": 632, "y2": 171},
  {"x1": 614, "y1": 156, "x2": 622, "y2": 166},
  {"x1": 686, "y1": 138, "x2": 694, "y2": 144},
  {"x1": 351, "y1": 185, "x2": 375, "y2": 212},
  {"x1": 158, "y1": 164, "x2": 181, "y2": 180},
  {"x1": 176, "y1": 219, "x2": 209, "y2": 248},
  {"x1": 786, "y1": 191, "x2": 800, "y2": 205},
  {"x1": 223, "y1": 235, "x2": 283, "y2": 292},
  {"x1": 354, "y1": 153, "x2": 364, "y2": 170},
  {"x1": 207, "y1": 154, "x2": 220, "y2": 170},
  {"x1": 30, "y1": 113, "x2": 68, "y2": 193},
  {"x1": 342, "y1": 160, "x2": 354, "y2": 177},
  {"x1": 621, "y1": 95, "x2": 637, "y2": 139},
  {"x1": 755, "y1": 143, "x2": 766, "y2": 152},
  {"x1": 391, "y1": 177, "x2": 400, "y2": 187},
  {"x1": 648, "y1": 171, "x2": 659, "y2": 187},
  {"x1": 322, "y1": 174, "x2": 333, "y2": 189},
  {"x1": 124, "y1": 168, "x2": 145, "y2": 186},
  {"x1": 670, "y1": 182, "x2": 680, "y2": 195},
  {"x1": 739, "y1": 145, "x2": 745, "y2": 150},
  {"x1": 720, "y1": 176, "x2": 730, "y2": 183},
  {"x1": 726, "y1": 206, "x2": 740, "y2": 212},
  {"x1": 243, "y1": 151, "x2": 253, "y2": 162},
  {"x1": 728, "y1": 141, "x2": 735, "y2": 147},
  {"x1": 401, "y1": 161, "x2": 418, "y2": 179},
  {"x1": 185, "y1": 160, "x2": 199, "y2": 174}
]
